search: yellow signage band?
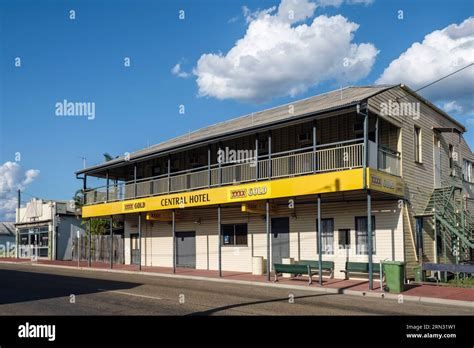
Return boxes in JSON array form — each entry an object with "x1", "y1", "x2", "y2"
[{"x1": 82, "y1": 168, "x2": 404, "y2": 218}]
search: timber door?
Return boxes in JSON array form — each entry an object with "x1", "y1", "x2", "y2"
[
  {"x1": 176, "y1": 231, "x2": 196, "y2": 268},
  {"x1": 271, "y1": 217, "x2": 290, "y2": 267}
]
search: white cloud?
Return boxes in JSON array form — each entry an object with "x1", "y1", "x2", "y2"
[
  {"x1": 345, "y1": 0, "x2": 374, "y2": 5},
  {"x1": 171, "y1": 63, "x2": 191, "y2": 78},
  {"x1": 0, "y1": 161, "x2": 39, "y2": 221},
  {"x1": 443, "y1": 100, "x2": 464, "y2": 114},
  {"x1": 194, "y1": 0, "x2": 378, "y2": 102},
  {"x1": 377, "y1": 17, "x2": 474, "y2": 116},
  {"x1": 228, "y1": 15, "x2": 240, "y2": 24},
  {"x1": 316, "y1": 0, "x2": 373, "y2": 7},
  {"x1": 278, "y1": 0, "x2": 317, "y2": 24}
]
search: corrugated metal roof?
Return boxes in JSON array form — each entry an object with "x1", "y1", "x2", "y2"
[
  {"x1": 76, "y1": 85, "x2": 395, "y2": 175},
  {"x1": 0, "y1": 222, "x2": 15, "y2": 236}
]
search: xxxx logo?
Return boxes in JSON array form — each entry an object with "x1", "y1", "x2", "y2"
[{"x1": 230, "y1": 189, "x2": 247, "y2": 199}]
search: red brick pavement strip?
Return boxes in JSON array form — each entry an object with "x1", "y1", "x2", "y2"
[{"x1": 2, "y1": 258, "x2": 473, "y2": 304}]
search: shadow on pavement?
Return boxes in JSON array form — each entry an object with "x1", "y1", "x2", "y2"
[
  {"x1": 0, "y1": 268, "x2": 142, "y2": 305},
  {"x1": 186, "y1": 293, "x2": 338, "y2": 316}
]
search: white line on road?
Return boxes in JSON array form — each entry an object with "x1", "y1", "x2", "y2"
[{"x1": 97, "y1": 288, "x2": 162, "y2": 300}]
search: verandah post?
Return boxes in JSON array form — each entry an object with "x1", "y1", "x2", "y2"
[
  {"x1": 266, "y1": 200, "x2": 270, "y2": 281},
  {"x1": 317, "y1": 194, "x2": 322, "y2": 286}
]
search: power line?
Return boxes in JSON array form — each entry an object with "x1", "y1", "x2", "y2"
[
  {"x1": 413, "y1": 62, "x2": 473, "y2": 94},
  {"x1": 395, "y1": 62, "x2": 473, "y2": 104}
]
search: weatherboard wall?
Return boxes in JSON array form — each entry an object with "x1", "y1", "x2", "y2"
[{"x1": 122, "y1": 200, "x2": 403, "y2": 279}]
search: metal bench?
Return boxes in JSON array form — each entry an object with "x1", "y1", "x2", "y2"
[
  {"x1": 341, "y1": 261, "x2": 381, "y2": 279},
  {"x1": 273, "y1": 263, "x2": 316, "y2": 285},
  {"x1": 297, "y1": 260, "x2": 335, "y2": 279}
]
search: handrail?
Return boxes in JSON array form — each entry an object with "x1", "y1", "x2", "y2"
[{"x1": 84, "y1": 140, "x2": 371, "y2": 204}]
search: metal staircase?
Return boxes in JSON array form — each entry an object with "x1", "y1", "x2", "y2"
[{"x1": 424, "y1": 185, "x2": 474, "y2": 263}]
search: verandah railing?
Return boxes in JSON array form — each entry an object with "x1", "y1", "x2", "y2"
[{"x1": 84, "y1": 139, "x2": 400, "y2": 205}]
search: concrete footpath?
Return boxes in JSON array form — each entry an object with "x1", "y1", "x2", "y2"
[{"x1": 1, "y1": 258, "x2": 473, "y2": 308}]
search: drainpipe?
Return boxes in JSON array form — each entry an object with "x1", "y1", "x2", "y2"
[
  {"x1": 359, "y1": 102, "x2": 373, "y2": 290},
  {"x1": 358, "y1": 102, "x2": 369, "y2": 189}
]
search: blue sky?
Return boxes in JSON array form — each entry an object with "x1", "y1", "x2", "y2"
[{"x1": 0, "y1": 0, "x2": 473, "y2": 219}]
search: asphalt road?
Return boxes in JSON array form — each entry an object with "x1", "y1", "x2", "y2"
[{"x1": 0, "y1": 263, "x2": 473, "y2": 316}]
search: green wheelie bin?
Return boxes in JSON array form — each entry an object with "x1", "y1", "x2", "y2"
[{"x1": 384, "y1": 261, "x2": 405, "y2": 293}]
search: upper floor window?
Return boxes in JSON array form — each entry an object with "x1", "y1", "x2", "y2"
[
  {"x1": 463, "y1": 159, "x2": 473, "y2": 183},
  {"x1": 414, "y1": 126, "x2": 422, "y2": 163}
]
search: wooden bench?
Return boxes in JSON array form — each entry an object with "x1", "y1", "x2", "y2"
[
  {"x1": 297, "y1": 260, "x2": 335, "y2": 279},
  {"x1": 273, "y1": 263, "x2": 316, "y2": 285},
  {"x1": 340, "y1": 262, "x2": 381, "y2": 280}
]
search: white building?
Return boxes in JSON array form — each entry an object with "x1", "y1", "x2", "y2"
[{"x1": 15, "y1": 198, "x2": 84, "y2": 260}]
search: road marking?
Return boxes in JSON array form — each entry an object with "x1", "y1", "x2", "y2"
[{"x1": 97, "y1": 288, "x2": 162, "y2": 300}]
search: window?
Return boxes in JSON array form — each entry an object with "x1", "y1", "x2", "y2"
[
  {"x1": 221, "y1": 224, "x2": 248, "y2": 246},
  {"x1": 338, "y1": 229, "x2": 350, "y2": 249},
  {"x1": 355, "y1": 216, "x2": 376, "y2": 255},
  {"x1": 463, "y1": 159, "x2": 473, "y2": 183},
  {"x1": 316, "y1": 218, "x2": 334, "y2": 254},
  {"x1": 414, "y1": 126, "x2": 422, "y2": 163}
]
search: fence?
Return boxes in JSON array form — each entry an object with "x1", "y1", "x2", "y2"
[{"x1": 72, "y1": 235, "x2": 124, "y2": 264}]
